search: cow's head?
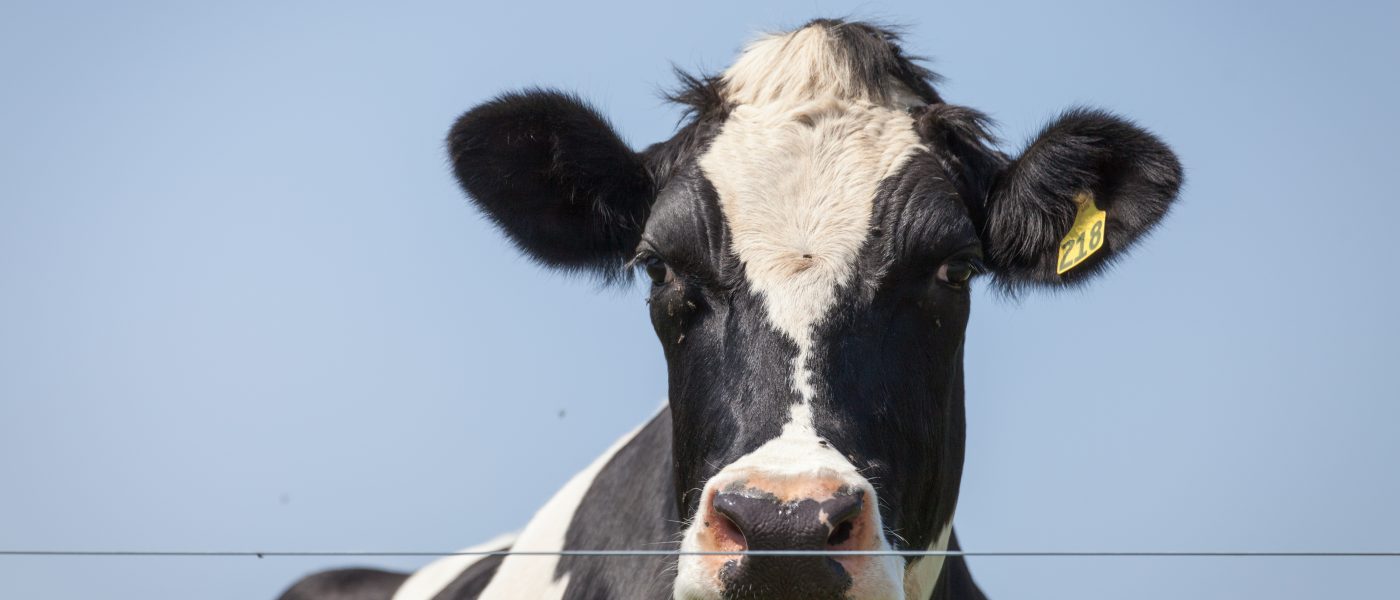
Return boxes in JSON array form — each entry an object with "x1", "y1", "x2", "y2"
[{"x1": 447, "y1": 20, "x2": 1181, "y2": 600}]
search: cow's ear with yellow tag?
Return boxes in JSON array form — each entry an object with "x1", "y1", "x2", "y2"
[{"x1": 978, "y1": 108, "x2": 1183, "y2": 289}]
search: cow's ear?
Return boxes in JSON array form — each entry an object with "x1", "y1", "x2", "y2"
[
  {"x1": 447, "y1": 89, "x2": 654, "y2": 281},
  {"x1": 981, "y1": 108, "x2": 1183, "y2": 288}
]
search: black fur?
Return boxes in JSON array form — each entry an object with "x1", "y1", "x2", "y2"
[
  {"x1": 915, "y1": 103, "x2": 1007, "y2": 228},
  {"x1": 982, "y1": 108, "x2": 1184, "y2": 288},
  {"x1": 664, "y1": 67, "x2": 728, "y2": 123},
  {"x1": 813, "y1": 19, "x2": 943, "y2": 104},
  {"x1": 277, "y1": 568, "x2": 408, "y2": 600},
  {"x1": 446, "y1": 90, "x2": 654, "y2": 281},
  {"x1": 930, "y1": 533, "x2": 988, "y2": 600},
  {"x1": 742, "y1": 153, "x2": 982, "y2": 568}
]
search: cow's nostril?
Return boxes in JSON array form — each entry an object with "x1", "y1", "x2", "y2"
[
  {"x1": 826, "y1": 520, "x2": 853, "y2": 546},
  {"x1": 823, "y1": 491, "x2": 862, "y2": 546},
  {"x1": 711, "y1": 492, "x2": 756, "y2": 540},
  {"x1": 713, "y1": 509, "x2": 747, "y2": 549}
]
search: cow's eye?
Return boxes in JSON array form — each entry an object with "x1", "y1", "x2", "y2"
[
  {"x1": 936, "y1": 257, "x2": 984, "y2": 290},
  {"x1": 633, "y1": 251, "x2": 671, "y2": 286}
]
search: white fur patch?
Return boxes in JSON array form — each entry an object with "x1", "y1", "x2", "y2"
[
  {"x1": 476, "y1": 419, "x2": 649, "y2": 600},
  {"x1": 904, "y1": 522, "x2": 954, "y2": 600},
  {"x1": 391, "y1": 532, "x2": 518, "y2": 600}
]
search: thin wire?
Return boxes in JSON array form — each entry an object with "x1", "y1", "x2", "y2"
[{"x1": 3, "y1": 550, "x2": 1399, "y2": 558}]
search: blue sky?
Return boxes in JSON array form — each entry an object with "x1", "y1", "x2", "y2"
[{"x1": 2, "y1": 1, "x2": 1398, "y2": 598}]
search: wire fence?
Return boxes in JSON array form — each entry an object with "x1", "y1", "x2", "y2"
[{"x1": 4, "y1": 550, "x2": 1399, "y2": 559}]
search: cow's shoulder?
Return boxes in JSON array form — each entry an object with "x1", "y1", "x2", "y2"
[{"x1": 468, "y1": 408, "x2": 675, "y2": 600}]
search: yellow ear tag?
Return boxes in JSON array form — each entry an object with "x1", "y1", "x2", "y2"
[{"x1": 1056, "y1": 191, "x2": 1107, "y2": 275}]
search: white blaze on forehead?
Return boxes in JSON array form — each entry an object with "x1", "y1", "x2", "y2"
[
  {"x1": 701, "y1": 99, "x2": 921, "y2": 408},
  {"x1": 700, "y1": 23, "x2": 924, "y2": 414}
]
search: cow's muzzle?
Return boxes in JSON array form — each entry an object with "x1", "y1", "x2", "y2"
[{"x1": 680, "y1": 470, "x2": 892, "y2": 600}]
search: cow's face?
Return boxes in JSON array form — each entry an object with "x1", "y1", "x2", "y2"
[{"x1": 448, "y1": 20, "x2": 1180, "y2": 600}]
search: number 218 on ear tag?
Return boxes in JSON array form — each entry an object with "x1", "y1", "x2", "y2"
[{"x1": 1056, "y1": 191, "x2": 1107, "y2": 275}]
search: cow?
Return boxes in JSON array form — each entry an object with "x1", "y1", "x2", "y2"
[{"x1": 280, "y1": 18, "x2": 1182, "y2": 600}]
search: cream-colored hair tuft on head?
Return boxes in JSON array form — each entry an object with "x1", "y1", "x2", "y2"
[{"x1": 720, "y1": 22, "x2": 925, "y2": 109}]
